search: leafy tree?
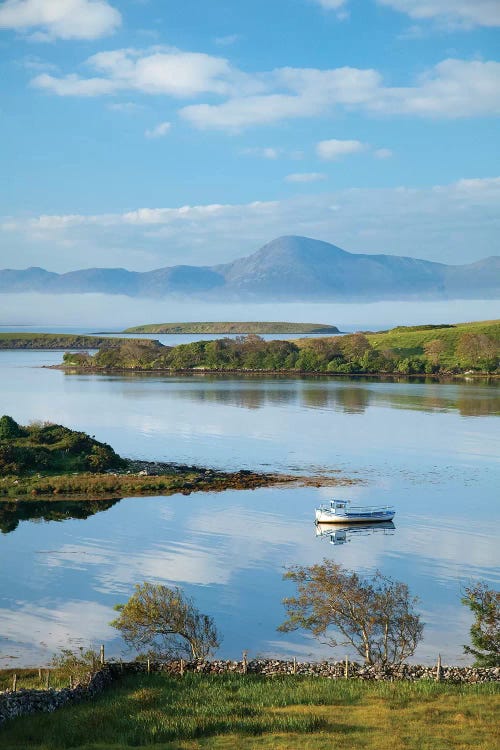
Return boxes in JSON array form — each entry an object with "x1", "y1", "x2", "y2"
[
  {"x1": 462, "y1": 582, "x2": 500, "y2": 667},
  {"x1": 51, "y1": 647, "x2": 101, "y2": 684},
  {"x1": 278, "y1": 560, "x2": 423, "y2": 665},
  {"x1": 111, "y1": 582, "x2": 220, "y2": 660},
  {"x1": 456, "y1": 334, "x2": 499, "y2": 372},
  {"x1": 0, "y1": 415, "x2": 24, "y2": 440}
]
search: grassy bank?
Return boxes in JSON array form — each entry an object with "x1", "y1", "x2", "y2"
[
  {"x1": 0, "y1": 464, "x2": 312, "y2": 498},
  {"x1": 1, "y1": 673, "x2": 498, "y2": 749},
  {"x1": 123, "y1": 321, "x2": 340, "y2": 334}
]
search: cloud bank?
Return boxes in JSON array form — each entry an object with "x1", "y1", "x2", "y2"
[{"x1": 1, "y1": 177, "x2": 499, "y2": 270}]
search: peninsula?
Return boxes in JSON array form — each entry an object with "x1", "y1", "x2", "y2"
[
  {"x1": 59, "y1": 320, "x2": 499, "y2": 377},
  {"x1": 0, "y1": 416, "x2": 350, "y2": 499}
]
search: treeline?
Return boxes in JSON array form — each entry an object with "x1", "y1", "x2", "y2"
[
  {"x1": 0, "y1": 415, "x2": 125, "y2": 476},
  {"x1": 62, "y1": 327, "x2": 499, "y2": 375}
]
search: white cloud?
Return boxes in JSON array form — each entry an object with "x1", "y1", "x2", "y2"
[
  {"x1": 30, "y1": 45, "x2": 500, "y2": 128},
  {"x1": 0, "y1": 0, "x2": 121, "y2": 40},
  {"x1": 108, "y1": 101, "x2": 144, "y2": 113},
  {"x1": 373, "y1": 59, "x2": 500, "y2": 117},
  {"x1": 241, "y1": 146, "x2": 280, "y2": 159},
  {"x1": 145, "y1": 120, "x2": 171, "y2": 138},
  {"x1": 374, "y1": 147, "x2": 393, "y2": 159},
  {"x1": 316, "y1": 139, "x2": 367, "y2": 160},
  {"x1": 312, "y1": 0, "x2": 350, "y2": 19},
  {"x1": 378, "y1": 0, "x2": 500, "y2": 29},
  {"x1": 31, "y1": 46, "x2": 264, "y2": 99},
  {"x1": 180, "y1": 59, "x2": 500, "y2": 130},
  {"x1": 214, "y1": 33, "x2": 241, "y2": 46},
  {"x1": 285, "y1": 172, "x2": 326, "y2": 183}
]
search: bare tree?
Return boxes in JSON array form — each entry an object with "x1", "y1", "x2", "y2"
[
  {"x1": 111, "y1": 582, "x2": 220, "y2": 660},
  {"x1": 278, "y1": 561, "x2": 423, "y2": 665}
]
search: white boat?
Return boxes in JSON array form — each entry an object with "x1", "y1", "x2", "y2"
[{"x1": 315, "y1": 499, "x2": 395, "y2": 524}]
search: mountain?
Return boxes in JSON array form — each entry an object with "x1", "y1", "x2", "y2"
[{"x1": 1, "y1": 236, "x2": 498, "y2": 301}]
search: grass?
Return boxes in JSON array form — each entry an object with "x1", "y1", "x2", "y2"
[
  {"x1": 0, "y1": 669, "x2": 70, "y2": 693},
  {"x1": 123, "y1": 322, "x2": 340, "y2": 334},
  {"x1": 366, "y1": 320, "x2": 500, "y2": 368},
  {"x1": 0, "y1": 467, "x2": 306, "y2": 498},
  {"x1": 0, "y1": 673, "x2": 498, "y2": 749}
]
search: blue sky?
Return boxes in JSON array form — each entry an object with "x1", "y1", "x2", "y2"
[{"x1": 0, "y1": 0, "x2": 499, "y2": 272}]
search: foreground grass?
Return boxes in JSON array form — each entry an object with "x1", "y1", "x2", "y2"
[{"x1": 1, "y1": 674, "x2": 499, "y2": 749}]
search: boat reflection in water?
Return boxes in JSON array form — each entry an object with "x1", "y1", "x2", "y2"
[{"x1": 315, "y1": 521, "x2": 396, "y2": 546}]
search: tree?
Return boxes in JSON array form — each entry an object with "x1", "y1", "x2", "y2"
[
  {"x1": 278, "y1": 561, "x2": 423, "y2": 665},
  {"x1": 111, "y1": 582, "x2": 220, "y2": 660},
  {"x1": 423, "y1": 339, "x2": 445, "y2": 366},
  {"x1": 0, "y1": 415, "x2": 24, "y2": 440},
  {"x1": 462, "y1": 582, "x2": 500, "y2": 667}
]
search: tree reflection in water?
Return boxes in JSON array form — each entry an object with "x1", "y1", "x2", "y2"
[{"x1": 0, "y1": 498, "x2": 121, "y2": 534}]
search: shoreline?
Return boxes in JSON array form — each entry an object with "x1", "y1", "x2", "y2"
[
  {"x1": 0, "y1": 459, "x2": 358, "y2": 499},
  {"x1": 49, "y1": 364, "x2": 499, "y2": 380}
]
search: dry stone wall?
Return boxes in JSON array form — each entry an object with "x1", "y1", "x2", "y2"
[
  {"x1": 0, "y1": 666, "x2": 113, "y2": 726},
  {"x1": 116, "y1": 658, "x2": 500, "y2": 683}
]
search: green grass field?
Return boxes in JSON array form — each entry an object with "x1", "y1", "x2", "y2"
[
  {"x1": 1, "y1": 674, "x2": 498, "y2": 750},
  {"x1": 366, "y1": 320, "x2": 500, "y2": 367}
]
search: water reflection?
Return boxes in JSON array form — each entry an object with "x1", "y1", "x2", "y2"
[
  {"x1": 316, "y1": 521, "x2": 396, "y2": 546},
  {"x1": 112, "y1": 376, "x2": 500, "y2": 417},
  {"x1": 0, "y1": 498, "x2": 121, "y2": 535}
]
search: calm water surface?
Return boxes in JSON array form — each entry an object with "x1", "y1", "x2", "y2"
[{"x1": 0, "y1": 349, "x2": 498, "y2": 666}]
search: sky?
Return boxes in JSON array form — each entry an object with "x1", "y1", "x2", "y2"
[{"x1": 0, "y1": 0, "x2": 499, "y2": 273}]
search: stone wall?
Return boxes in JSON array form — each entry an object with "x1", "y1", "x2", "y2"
[
  {"x1": 113, "y1": 658, "x2": 500, "y2": 683},
  {"x1": 1, "y1": 659, "x2": 498, "y2": 726},
  {"x1": 0, "y1": 666, "x2": 113, "y2": 726}
]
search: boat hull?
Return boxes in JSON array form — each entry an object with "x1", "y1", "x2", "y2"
[{"x1": 315, "y1": 510, "x2": 395, "y2": 524}]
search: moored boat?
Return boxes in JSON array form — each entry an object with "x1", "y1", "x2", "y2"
[{"x1": 315, "y1": 499, "x2": 395, "y2": 524}]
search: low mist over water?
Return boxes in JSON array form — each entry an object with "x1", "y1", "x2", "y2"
[{"x1": 2, "y1": 294, "x2": 499, "y2": 332}]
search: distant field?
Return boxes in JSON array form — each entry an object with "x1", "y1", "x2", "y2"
[
  {"x1": 366, "y1": 320, "x2": 500, "y2": 367},
  {"x1": 1, "y1": 673, "x2": 498, "y2": 749},
  {"x1": 123, "y1": 321, "x2": 340, "y2": 334}
]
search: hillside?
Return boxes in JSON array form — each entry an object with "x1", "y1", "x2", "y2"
[
  {"x1": 124, "y1": 321, "x2": 340, "y2": 334},
  {"x1": 1, "y1": 236, "x2": 498, "y2": 301}
]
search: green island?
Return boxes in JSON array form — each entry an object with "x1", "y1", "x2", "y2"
[
  {"x1": 0, "y1": 672, "x2": 498, "y2": 749},
  {"x1": 61, "y1": 319, "x2": 500, "y2": 376},
  {"x1": 0, "y1": 416, "x2": 348, "y2": 499},
  {"x1": 123, "y1": 321, "x2": 341, "y2": 334},
  {"x1": 0, "y1": 332, "x2": 135, "y2": 350}
]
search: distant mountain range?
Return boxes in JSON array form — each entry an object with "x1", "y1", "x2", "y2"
[{"x1": 1, "y1": 236, "x2": 499, "y2": 301}]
